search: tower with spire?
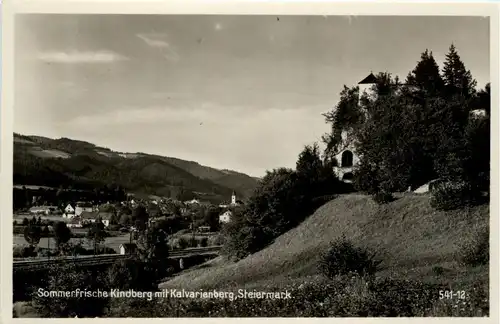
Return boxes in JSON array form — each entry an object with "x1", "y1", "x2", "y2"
[
  {"x1": 357, "y1": 71, "x2": 378, "y2": 106},
  {"x1": 231, "y1": 191, "x2": 236, "y2": 205}
]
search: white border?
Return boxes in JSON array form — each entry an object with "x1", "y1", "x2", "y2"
[{"x1": 1, "y1": 1, "x2": 499, "y2": 323}]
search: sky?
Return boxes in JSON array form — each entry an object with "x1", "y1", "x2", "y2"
[{"x1": 14, "y1": 15, "x2": 490, "y2": 177}]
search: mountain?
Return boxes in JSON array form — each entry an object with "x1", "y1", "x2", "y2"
[{"x1": 13, "y1": 133, "x2": 260, "y2": 202}]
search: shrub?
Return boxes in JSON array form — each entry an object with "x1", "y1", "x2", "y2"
[
  {"x1": 177, "y1": 237, "x2": 190, "y2": 249},
  {"x1": 430, "y1": 181, "x2": 480, "y2": 210},
  {"x1": 199, "y1": 237, "x2": 208, "y2": 247},
  {"x1": 432, "y1": 266, "x2": 445, "y2": 276},
  {"x1": 318, "y1": 236, "x2": 382, "y2": 279},
  {"x1": 459, "y1": 228, "x2": 489, "y2": 267},
  {"x1": 13, "y1": 245, "x2": 37, "y2": 258},
  {"x1": 372, "y1": 191, "x2": 394, "y2": 205},
  {"x1": 31, "y1": 263, "x2": 110, "y2": 317},
  {"x1": 189, "y1": 237, "x2": 198, "y2": 248},
  {"x1": 22, "y1": 218, "x2": 29, "y2": 226},
  {"x1": 107, "y1": 224, "x2": 121, "y2": 231},
  {"x1": 209, "y1": 234, "x2": 225, "y2": 246}
]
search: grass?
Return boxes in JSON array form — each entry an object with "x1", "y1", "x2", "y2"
[{"x1": 161, "y1": 193, "x2": 488, "y2": 291}]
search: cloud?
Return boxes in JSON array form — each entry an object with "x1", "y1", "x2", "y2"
[
  {"x1": 137, "y1": 33, "x2": 170, "y2": 48},
  {"x1": 37, "y1": 50, "x2": 128, "y2": 63},
  {"x1": 58, "y1": 104, "x2": 329, "y2": 177},
  {"x1": 136, "y1": 33, "x2": 180, "y2": 61}
]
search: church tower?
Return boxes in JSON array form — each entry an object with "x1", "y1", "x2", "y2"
[
  {"x1": 231, "y1": 191, "x2": 236, "y2": 205},
  {"x1": 358, "y1": 72, "x2": 378, "y2": 106}
]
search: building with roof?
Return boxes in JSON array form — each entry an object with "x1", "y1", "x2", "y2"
[
  {"x1": 119, "y1": 243, "x2": 137, "y2": 255},
  {"x1": 332, "y1": 73, "x2": 379, "y2": 183},
  {"x1": 29, "y1": 206, "x2": 58, "y2": 215},
  {"x1": 79, "y1": 211, "x2": 113, "y2": 227}
]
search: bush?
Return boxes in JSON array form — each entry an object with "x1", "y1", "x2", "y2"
[
  {"x1": 106, "y1": 276, "x2": 485, "y2": 317},
  {"x1": 107, "y1": 224, "x2": 121, "y2": 231},
  {"x1": 432, "y1": 266, "x2": 445, "y2": 276},
  {"x1": 199, "y1": 237, "x2": 208, "y2": 247},
  {"x1": 372, "y1": 191, "x2": 394, "y2": 205},
  {"x1": 430, "y1": 181, "x2": 481, "y2": 210},
  {"x1": 189, "y1": 237, "x2": 198, "y2": 248},
  {"x1": 31, "y1": 263, "x2": 110, "y2": 317},
  {"x1": 459, "y1": 228, "x2": 489, "y2": 267},
  {"x1": 13, "y1": 245, "x2": 37, "y2": 258},
  {"x1": 209, "y1": 234, "x2": 225, "y2": 246},
  {"x1": 318, "y1": 236, "x2": 382, "y2": 279},
  {"x1": 177, "y1": 237, "x2": 190, "y2": 249}
]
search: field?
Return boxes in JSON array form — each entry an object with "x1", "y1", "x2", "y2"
[
  {"x1": 161, "y1": 193, "x2": 489, "y2": 291},
  {"x1": 13, "y1": 233, "x2": 131, "y2": 252}
]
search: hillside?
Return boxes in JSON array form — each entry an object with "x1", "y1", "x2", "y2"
[
  {"x1": 161, "y1": 194, "x2": 489, "y2": 290},
  {"x1": 13, "y1": 133, "x2": 259, "y2": 201}
]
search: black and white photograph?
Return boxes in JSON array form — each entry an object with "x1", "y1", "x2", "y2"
[{"x1": 4, "y1": 1, "x2": 496, "y2": 319}]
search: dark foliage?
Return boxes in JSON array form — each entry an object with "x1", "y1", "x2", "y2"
[
  {"x1": 321, "y1": 44, "x2": 489, "y2": 204},
  {"x1": 223, "y1": 144, "x2": 348, "y2": 260},
  {"x1": 53, "y1": 221, "x2": 71, "y2": 249},
  {"x1": 318, "y1": 236, "x2": 382, "y2": 279},
  {"x1": 31, "y1": 264, "x2": 111, "y2": 318},
  {"x1": 429, "y1": 181, "x2": 482, "y2": 211},
  {"x1": 372, "y1": 191, "x2": 394, "y2": 205},
  {"x1": 459, "y1": 228, "x2": 489, "y2": 267}
]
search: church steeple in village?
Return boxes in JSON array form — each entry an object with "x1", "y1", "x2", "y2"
[{"x1": 231, "y1": 191, "x2": 236, "y2": 205}]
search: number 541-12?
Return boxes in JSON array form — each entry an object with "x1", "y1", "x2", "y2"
[{"x1": 439, "y1": 290, "x2": 466, "y2": 299}]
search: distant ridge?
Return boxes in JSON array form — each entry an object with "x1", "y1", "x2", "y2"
[{"x1": 13, "y1": 133, "x2": 260, "y2": 202}]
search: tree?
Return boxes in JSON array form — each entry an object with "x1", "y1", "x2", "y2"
[
  {"x1": 119, "y1": 214, "x2": 132, "y2": 227},
  {"x1": 405, "y1": 49, "x2": 444, "y2": 96},
  {"x1": 87, "y1": 221, "x2": 106, "y2": 255},
  {"x1": 322, "y1": 86, "x2": 363, "y2": 160},
  {"x1": 53, "y1": 221, "x2": 72, "y2": 250},
  {"x1": 23, "y1": 223, "x2": 41, "y2": 247},
  {"x1": 132, "y1": 205, "x2": 149, "y2": 231},
  {"x1": 442, "y1": 44, "x2": 477, "y2": 99},
  {"x1": 135, "y1": 226, "x2": 170, "y2": 284},
  {"x1": 203, "y1": 206, "x2": 221, "y2": 232}
]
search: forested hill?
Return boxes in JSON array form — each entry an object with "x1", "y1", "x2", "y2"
[{"x1": 13, "y1": 133, "x2": 260, "y2": 202}]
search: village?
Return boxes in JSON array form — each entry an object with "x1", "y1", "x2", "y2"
[{"x1": 13, "y1": 189, "x2": 242, "y2": 256}]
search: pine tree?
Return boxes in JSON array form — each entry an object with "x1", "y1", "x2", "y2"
[
  {"x1": 406, "y1": 49, "x2": 444, "y2": 96},
  {"x1": 442, "y1": 44, "x2": 477, "y2": 98}
]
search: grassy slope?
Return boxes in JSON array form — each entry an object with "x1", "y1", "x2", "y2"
[{"x1": 161, "y1": 193, "x2": 489, "y2": 290}]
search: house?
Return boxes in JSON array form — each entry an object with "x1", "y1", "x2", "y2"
[
  {"x1": 198, "y1": 225, "x2": 211, "y2": 232},
  {"x1": 219, "y1": 210, "x2": 232, "y2": 223},
  {"x1": 97, "y1": 212, "x2": 114, "y2": 227},
  {"x1": 64, "y1": 204, "x2": 75, "y2": 214},
  {"x1": 67, "y1": 216, "x2": 83, "y2": 228},
  {"x1": 184, "y1": 199, "x2": 200, "y2": 205},
  {"x1": 75, "y1": 202, "x2": 94, "y2": 217},
  {"x1": 29, "y1": 206, "x2": 58, "y2": 215},
  {"x1": 63, "y1": 204, "x2": 76, "y2": 218},
  {"x1": 470, "y1": 108, "x2": 487, "y2": 119},
  {"x1": 80, "y1": 211, "x2": 112, "y2": 227},
  {"x1": 119, "y1": 243, "x2": 137, "y2": 255}
]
